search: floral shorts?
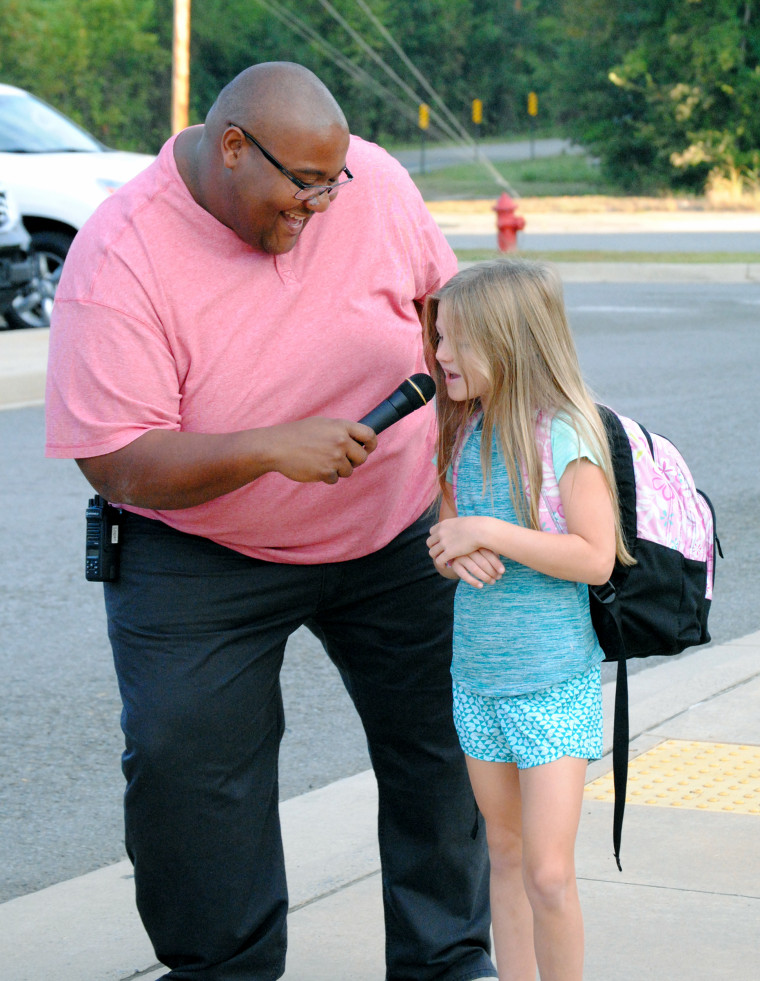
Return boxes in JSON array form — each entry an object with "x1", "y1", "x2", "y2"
[{"x1": 452, "y1": 665, "x2": 603, "y2": 769}]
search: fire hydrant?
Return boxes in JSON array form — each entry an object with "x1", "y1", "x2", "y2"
[{"x1": 493, "y1": 192, "x2": 525, "y2": 252}]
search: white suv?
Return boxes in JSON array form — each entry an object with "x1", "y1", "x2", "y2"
[
  {"x1": 0, "y1": 182, "x2": 35, "y2": 315},
  {"x1": 0, "y1": 83, "x2": 153, "y2": 328}
]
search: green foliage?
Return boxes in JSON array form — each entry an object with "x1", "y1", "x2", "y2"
[
  {"x1": 0, "y1": 0, "x2": 757, "y2": 194},
  {"x1": 0, "y1": 0, "x2": 170, "y2": 151},
  {"x1": 551, "y1": 0, "x2": 760, "y2": 195},
  {"x1": 187, "y1": 0, "x2": 560, "y2": 143}
]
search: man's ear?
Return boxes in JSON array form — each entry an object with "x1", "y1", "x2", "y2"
[{"x1": 221, "y1": 126, "x2": 245, "y2": 170}]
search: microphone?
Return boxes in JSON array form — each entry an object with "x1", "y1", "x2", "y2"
[{"x1": 358, "y1": 373, "x2": 437, "y2": 435}]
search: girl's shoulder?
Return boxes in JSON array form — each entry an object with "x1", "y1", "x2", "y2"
[{"x1": 541, "y1": 409, "x2": 601, "y2": 475}]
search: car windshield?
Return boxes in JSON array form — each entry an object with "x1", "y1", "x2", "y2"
[{"x1": 0, "y1": 93, "x2": 104, "y2": 153}]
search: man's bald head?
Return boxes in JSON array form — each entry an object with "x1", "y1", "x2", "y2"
[
  {"x1": 206, "y1": 62, "x2": 348, "y2": 143},
  {"x1": 177, "y1": 62, "x2": 352, "y2": 255}
]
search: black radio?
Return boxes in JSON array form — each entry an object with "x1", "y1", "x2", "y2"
[{"x1": 85, "y1": 495, "x2": 123, "y2": 582}]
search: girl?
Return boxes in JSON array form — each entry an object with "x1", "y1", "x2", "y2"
[{"x1": 424, "y1": 259, "x2": 633, "y2": 981}]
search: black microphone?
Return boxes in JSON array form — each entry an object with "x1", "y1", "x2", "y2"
[{"x1": 358, "y1": 373, "x2": 437, "y2": 435}]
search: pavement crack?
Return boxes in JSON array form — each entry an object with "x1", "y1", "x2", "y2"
[
  {"x1": 579, "y1": 874, "x2": 759, "y2": 902},
  {"x1": 288, "y1": 868, "x2": 382, "y2": 913}
]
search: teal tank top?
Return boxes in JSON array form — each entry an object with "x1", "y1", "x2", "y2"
[{"x1": 451, "y1": 415, "x2": 604, "y2": 696}]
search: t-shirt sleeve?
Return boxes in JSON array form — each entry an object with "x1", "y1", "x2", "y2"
[
  {"x1": 550, "y1": 415, "x2": 601, "y2": 482},
  {"x1": 45, "y1": 297, "x2": 182, "y2": 458}
]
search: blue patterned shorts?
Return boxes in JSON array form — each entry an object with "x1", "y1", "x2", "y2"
[{"x1": 452, "y1": 666, "x2": 603, "y2": 769}]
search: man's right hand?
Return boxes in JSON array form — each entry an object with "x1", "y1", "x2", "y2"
[
  {"x1": 263, "y1": 417, "x2": 378, "y2": 485},
  {"x1": 76, "y1": 418, "x2": 379, "y2": 510}
]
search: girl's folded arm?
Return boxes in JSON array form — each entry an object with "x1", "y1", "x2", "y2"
[
  {"x1": 487, "y1": 458, "x2": 615, "y2": 583},
  {"x1": 428, "y1": 482, "x2": 506, "y2": 585},
  {"x1": 432, "y1": 459, "x2": 616, "y2": 585},
  {"x1": 430, "y1": 487, "x2": 461, "y2": 579}
]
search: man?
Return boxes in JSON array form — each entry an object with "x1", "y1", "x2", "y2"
[{"x1": 46, "y1": 63, "x2": 496, "y2": 980}]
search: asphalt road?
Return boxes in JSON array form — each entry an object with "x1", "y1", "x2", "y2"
[
  {"x1": 1, "y1": 278, "x2": 759, "y2": 902},
  {"x1": 449, "y1": 230, "x2": 760, "y2": 253},
  {"x1": 390, "y1": 137, "x2": 582, "y2": 174}
]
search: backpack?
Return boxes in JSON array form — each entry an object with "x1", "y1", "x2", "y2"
[{"x1": 535, "y1": 404, "x2": 721, "y2": 869}]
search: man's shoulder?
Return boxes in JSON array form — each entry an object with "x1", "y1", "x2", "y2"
[
  {"x1": 72, "y1": 152, "x2": 160, "y2": 242},
  {"x1": 56, "y1": 142, "x2": 179, "y2": 300},
  {"x1": 348, "y1": 134, "x2": 407, "y2": 176}
]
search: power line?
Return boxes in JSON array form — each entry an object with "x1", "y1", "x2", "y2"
[
  {"x1": 311, "y1": 0, "x2": 470, "y2": 146},
  {"x1": 348, "y1": 0, "x2": 514, "y2": 191},
  {"x1": 350, "y1": 0, "x2": 470, "y2": 146},
  {"x1": 252, "y1": 0, "x2": 516, "y2": 193},
  {"x1": 250, "y1": 0, "x2": 450, "y2": 139}
]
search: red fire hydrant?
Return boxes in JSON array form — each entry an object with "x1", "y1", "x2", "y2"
[{"x1": 493, "y1": 192, "x2": 525, "y2": 252}]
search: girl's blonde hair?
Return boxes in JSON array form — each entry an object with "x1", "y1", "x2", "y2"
[{"x1": 423, "y1": 257, "x2": 633, "y2": 566}]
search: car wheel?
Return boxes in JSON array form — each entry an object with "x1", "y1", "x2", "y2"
[{"x1": 3, "y1": 229, "x2": 73, "y2": 329}]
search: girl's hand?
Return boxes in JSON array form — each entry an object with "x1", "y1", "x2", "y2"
[
  {"x1": 427, "y1": 517, "x2": 505, "y2": 587},
  {"x1": 448, "y1": 549, "x2": 505, "y2": 588},
  {"x1": 428, "y1": 516, "x2": 488, "y2": 564}
]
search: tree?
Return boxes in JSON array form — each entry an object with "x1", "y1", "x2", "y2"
[
  {"x1": 615, "y1": 0, "x2": 760, "y2": 196},
  {"x1": 0, "y1": 0, "x2": 170, "y2": 152},
  {"x1": 552, "y1": 0, "x2": 760, "y2": 195}
]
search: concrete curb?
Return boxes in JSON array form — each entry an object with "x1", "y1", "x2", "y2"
[
  {"x1": 0, "y1": 327, "x2": 48, "y2": 408},
  {"x1": 552, "y1": 261, "x2": 760, "y2": 283}
]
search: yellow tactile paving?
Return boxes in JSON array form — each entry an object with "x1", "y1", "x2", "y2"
[{"x1": 584, "y1": 739, "x2": 760, "y2": 813}]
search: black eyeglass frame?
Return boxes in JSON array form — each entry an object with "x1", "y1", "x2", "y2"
[{"x1": 228, "y1": 122, "x2": 354, "y2": 202}]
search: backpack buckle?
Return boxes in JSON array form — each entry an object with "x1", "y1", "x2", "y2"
[{"x1": 593, "y1": 581, "x2": 616, "y2": 605}]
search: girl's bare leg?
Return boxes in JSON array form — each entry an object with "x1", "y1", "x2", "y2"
[
  {"x1": 518, "y1": 756, "x2": 587, "y2": 981},
  {"x1": 465, "y1": 756, "x2": 537, "y2": 981}
]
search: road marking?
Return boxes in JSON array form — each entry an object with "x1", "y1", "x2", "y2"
[{"x1": 569, "y1": 304, "x2": 687, "y2": 314}]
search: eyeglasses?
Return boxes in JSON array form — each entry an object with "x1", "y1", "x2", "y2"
[{"x1": 229, "y1": 122, "x2": 354, "y2": 203}]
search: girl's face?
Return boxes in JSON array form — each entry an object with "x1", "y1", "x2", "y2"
[{"x1": 435, "y1": 304, "x2": 491, "y2": 406}]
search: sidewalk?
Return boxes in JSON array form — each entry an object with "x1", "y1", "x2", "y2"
[
  {"x1": 427, "y1": 201, "x2": 760, "y2": 259},
  {"x1": 2, "y1": 634, "x2": 758, "y2": 981}
]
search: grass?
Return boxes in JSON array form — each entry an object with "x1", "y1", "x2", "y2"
[
  {"x1": 414, "y1": 152, "x2": 617, "y2": 201},
  {"x1": 452, "y1": 249, "x2": 760, "y2": 264}
]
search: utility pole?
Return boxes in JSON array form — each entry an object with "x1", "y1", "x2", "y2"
[{"x1": 172, "y1": 0, "x2": 191, "y2": 134}]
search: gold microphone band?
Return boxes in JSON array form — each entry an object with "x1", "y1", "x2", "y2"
[{"x1": 406, "y1": 377, "x2": 429, "y2": 405}]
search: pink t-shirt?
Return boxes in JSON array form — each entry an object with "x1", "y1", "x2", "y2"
[{"x1": 45, "y1": 134, "x2": 457, "y2": 563}]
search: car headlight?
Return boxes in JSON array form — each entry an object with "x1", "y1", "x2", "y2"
[
  {"x1": 96, "y1": 178, "x2": 124, "y2": 195},
  {"x1": 0, "y1": 185, "x2": 21, "y2": 231}
]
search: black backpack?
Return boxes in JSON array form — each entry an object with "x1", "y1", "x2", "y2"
[
  {"x1": 538, "y1": 404, "x2": 721, "y2": 867},
  {"x1": 589, "y1": 406, "x2": 722, "y2": 868}
]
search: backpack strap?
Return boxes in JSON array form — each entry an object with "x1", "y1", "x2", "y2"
[
  {"x1": 591, "y1": 406, "x2": 636, "y2": 870},
  {"x1": 588, "y1": 406, "x2": 633, "y2": 663},
  {"x1": 612, "y1": 657, "x2": 629, "y2": 871},
  {"x1": 595, "y1": 404, "x2": 637, "y2": 553},
  {"x1": 532, "y1": 411, "x2": 566, "y2": 533},
  {"x1": 539, "y1": 405, "x2": 633, "y2": 870}
]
